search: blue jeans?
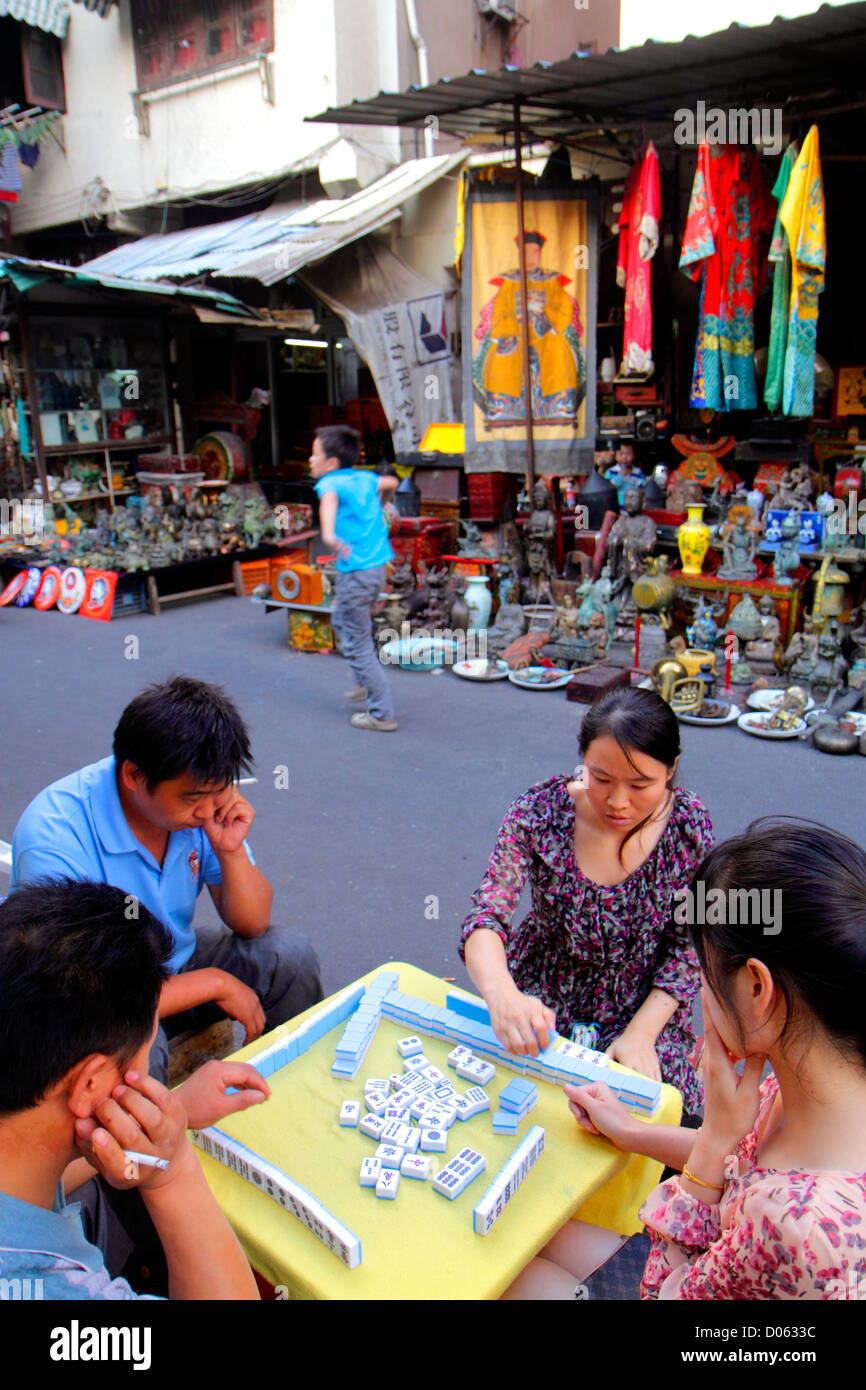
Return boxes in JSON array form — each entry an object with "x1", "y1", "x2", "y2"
[{"x1": 331, "y1": 565, "x2": 394, "y2": 721}]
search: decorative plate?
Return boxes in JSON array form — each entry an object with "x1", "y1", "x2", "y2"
[
  {"x1": 57, "y1": 566, "x2": 87, "y2": 614},
  {"x1": 746, "y1": 689, "x2": 816, "y2": 714},
  {"x1": 737, "y1": 711, "x2": 807, "y2": 739},
  {"x1": 507, "y1": 666, "x2": 572, "y2": 690},
  {"x1": 16, "y1": 567, "x2": 43, "y2": 606},
  {"x1": 452, "y1": 659, "x2": 509, "y2": 681},
  {"x1": 677, "y1": 703, "x2": 741, "y2": 726},
  {"x1": 0, "y1": 571, "x2": 28, "y2": 606},
  {"x1": 34, "y1": 566, "x2": 63, "y2": 610}
]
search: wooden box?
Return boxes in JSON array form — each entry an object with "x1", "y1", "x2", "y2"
[{"x1": 566, "y1": 664, "x2": 632, "y2": 704}]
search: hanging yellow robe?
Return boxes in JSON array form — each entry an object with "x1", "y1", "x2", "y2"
[{"x1": 779, "y1": 125, "x2": 826, "y2": 417}]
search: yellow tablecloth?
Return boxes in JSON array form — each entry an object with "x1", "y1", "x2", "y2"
[{"x1": 195, "y1": 963, "x2": 682, "y2": 1300}]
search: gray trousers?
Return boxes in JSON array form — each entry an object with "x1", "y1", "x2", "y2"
[
  {"x1": 148, "y1": 922, "x2": 323, "y2": 1084},
  {"x1": 331, "y1": 565, "x2": 394, "y2": 721}
]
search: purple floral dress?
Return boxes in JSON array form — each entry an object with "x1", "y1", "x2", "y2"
[
  {"x1": 459, "y1": 776, "x2": 714, "y2": 1113},
  {"x1": 641, "y1": 1076, "x2": 866, "y2": 1299}
]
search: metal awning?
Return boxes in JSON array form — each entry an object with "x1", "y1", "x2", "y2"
[
  {"x1": 305, "y1": 2, "x2": 866, "y2": 144},
  {"x1": 0, "y1": 0, "x2": 70, "y2": 38},
  {"x1": 81, "y1": 153, "x2": 467, "y2": 287},
  {"x1": 0, "y1": 254, "x2": 256, "y2": 316}
]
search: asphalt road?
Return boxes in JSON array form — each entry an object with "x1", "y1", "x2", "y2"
[{"x1": 3, "y1": 594, "x2": 864, "y2": 999}]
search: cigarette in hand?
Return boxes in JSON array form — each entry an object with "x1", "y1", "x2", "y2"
[{"x1": 123, "y1": 1149, "x2": 170, "y2": 1171}]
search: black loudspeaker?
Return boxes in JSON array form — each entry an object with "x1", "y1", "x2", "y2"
[{"x1": 635, "y1": 411, "x2": 656, "y2": 443}]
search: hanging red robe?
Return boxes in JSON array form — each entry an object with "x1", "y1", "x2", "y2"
[
  {"x1": 617, "y1": 141, "x2": 661, "y2": 375},
  {"x1": 679, "y1": 143, "x2": 772, "y2": 410}
]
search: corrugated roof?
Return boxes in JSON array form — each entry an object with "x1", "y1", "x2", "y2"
[
  {"x1": 0, "y1": 254, "x2": 255, "y2": 316},
  {"x1": 0, "y1": 0, "x2": 69, "y2": 38},
  {"x1": 82, "y1": 152, "x2": 466, "y2": 287},
  {"x1": 305, "y1": 2, "x2": 866, "y2": 141}
]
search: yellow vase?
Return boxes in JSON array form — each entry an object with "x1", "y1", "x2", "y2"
[{"x1": 678, "y1": 503, "x2": 711, "y2": 576}]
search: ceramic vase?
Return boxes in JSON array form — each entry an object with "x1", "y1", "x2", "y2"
[
  {"x1": 677, "y1": 503, "x2": 711, "y2": 576},
  {"x1": 464, "y1": 574, "x2": 492, "y2": 630}
]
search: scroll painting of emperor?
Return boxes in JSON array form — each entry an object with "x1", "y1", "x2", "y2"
[{"x1": 472, "y1": 230, "x2": 587, "y2": 424}]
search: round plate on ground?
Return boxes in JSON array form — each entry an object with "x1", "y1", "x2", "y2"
[
  {"x1": 737, "y1": 711, "x2": 807, "y2": 739},
  {"x1": 0, "y1": 571, "x2": 28, "y2": 606},
  {"x1": 507, "y1": 666, "x2": 572, "y2": 690},
  {"x1": 452, "y1": 658, "x2": 509, "y2": 681},
  {"x1": 747, "y1": 689, "x2": 815, "y2": 713},
  {"x1": 677, "y1": 702, "x2": 740, "y2": 726}
]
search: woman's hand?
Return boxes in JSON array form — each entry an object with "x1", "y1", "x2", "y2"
[
  {"x1": 487, "y1": 981, "x2": 556, "y2": 1057},
  {"x1": 564, "y1": 1081, "x2": 638, "y2": 1151},
  {"x1": 606, "y1": 1028, "x2": 662, "y2": 1082},
  {"x1": 698, "y1": 996, "x2": 765, "y2": 1155}
]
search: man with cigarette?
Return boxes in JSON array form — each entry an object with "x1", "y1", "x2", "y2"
[
  {"x1": 10, "y1": 675, "x2": 323, "y2": 1081},
  {"x1": 0, "y1": 880, "x2": 262, "y2": 1299}
]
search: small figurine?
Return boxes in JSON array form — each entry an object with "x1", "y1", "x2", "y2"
[{"x1": 773, "y1": 511, "x2": 801, "y2": 586}]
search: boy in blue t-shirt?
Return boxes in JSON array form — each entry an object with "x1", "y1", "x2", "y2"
[{"x1": 312, "y1": 425, "x2": 399, "y2": 731}]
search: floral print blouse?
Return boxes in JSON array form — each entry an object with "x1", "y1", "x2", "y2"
[
  {"x1": 458, "y1": 776, "x2": 714, "y2": 1114},
  {"x1": 640, "y1": 1075, "x2": 866, "y2": 1299}
]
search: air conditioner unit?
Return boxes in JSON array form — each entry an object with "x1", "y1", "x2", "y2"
[{"x1": 478, "y1": 1, "x2": 517, "y2": 21}]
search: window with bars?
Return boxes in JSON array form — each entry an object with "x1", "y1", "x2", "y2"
[{"x1": 131, "y1": 0, "x2": 273, "y2": 91}]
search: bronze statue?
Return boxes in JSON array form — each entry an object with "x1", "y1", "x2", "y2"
[
  {"x1": 522, "y1": 480, "x2": 557, "y2": 605},
  {"x1": 605, "y1": 485, "x2": 657, "y2": 598}
]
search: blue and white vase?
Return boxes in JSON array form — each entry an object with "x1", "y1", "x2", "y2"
[{"x1": 464, "y1": 574, "x2": 492, "y2": 630}]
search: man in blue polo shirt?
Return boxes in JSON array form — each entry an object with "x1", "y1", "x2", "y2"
[
  {"x1": 11, "y1": 675, "x2": 322, "y2": 1081},
  {"x1": 311, "y1": 424, "x2": 399, "y2": 732}
]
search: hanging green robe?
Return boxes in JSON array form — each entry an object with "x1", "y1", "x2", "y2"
[{"x1": 764, "y1": 141, "x2": 798, "y2": 413}]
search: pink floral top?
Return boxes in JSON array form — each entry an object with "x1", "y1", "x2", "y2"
[{"x1": 640, "y1": 1075, "x2": 866, "y2": 1299}]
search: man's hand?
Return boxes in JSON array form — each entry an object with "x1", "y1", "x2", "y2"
[
  {"x1": 175, "y1": 1060, "x2": 270, "y2": 1130},
  {"x1": 202, "y1": 787, "x2": 254, "y2": 858},
  {"x1": 211, "y1": 971, "x2": 266, "y2": 1043},
  {"x1": 487, "y1": 982, "x2": 556, "y2": 1057},
  {"x1": 74, "y1": 1070, "x2": 191, "y2": 1192}
]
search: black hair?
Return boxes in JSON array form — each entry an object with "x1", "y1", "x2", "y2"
[
  {"x1": 0, "y1": 879, "x2": 173, "y2": 1115},
  {"x1": 315, "y1": 424, "x2": 361, "y2": 470},
  {"x1": 578, "y1": 686, "x2": 681, "y2": 863},
  {"x1": 689, "y1": 818, "x2": 866, "y2": 1068},
  {"x1": 113, "y1": 675, "x2": 253, "y2": 792}
]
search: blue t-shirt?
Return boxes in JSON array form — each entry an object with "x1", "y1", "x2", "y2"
[
  {"x1": 0, "y1": 1186, "x2": 158, "y2": 1301},
  {"x1": 11, "y1": 756, "x2": 254, "y2": 973},
  {"x1": 314, "y1": 468, "x2": 394, "y2": 573}
]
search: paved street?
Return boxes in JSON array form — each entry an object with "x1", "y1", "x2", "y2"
[{"x1": 4, "y1": 593, "x2": 863, "y2": 1001}]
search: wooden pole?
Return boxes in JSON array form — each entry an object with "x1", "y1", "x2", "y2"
[
  {"x1": 17, "y1": 311, "x2": 50, "y2": 505},
  {"x1": 513, "y1": 98, "x2": 535, "y2": 496}
]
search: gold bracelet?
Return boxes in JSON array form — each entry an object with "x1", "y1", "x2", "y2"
[{"x1": 681, "y1": 1165, "x2": 725, "y2": 1192}]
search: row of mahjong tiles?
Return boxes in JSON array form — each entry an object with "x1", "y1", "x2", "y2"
[{"x1": 192, "y1": 971, "x2": 662, "y2": 1277}]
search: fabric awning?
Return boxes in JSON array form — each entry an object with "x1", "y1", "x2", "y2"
[{"x1": 0, "y1": 0, "x2": 70, "y2": 38}]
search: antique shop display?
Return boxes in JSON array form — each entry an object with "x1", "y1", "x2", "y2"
[{"x1": 677, "y1": 502, "x2": 712, "y2": 576}]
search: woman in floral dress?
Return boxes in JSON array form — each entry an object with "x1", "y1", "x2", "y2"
[
  {"x1": 509, "y1": 819, "x2": 866, "y2": 1299},
  {"x1": 460, "y1": 686, "x2": 713, "y2": 1117}
]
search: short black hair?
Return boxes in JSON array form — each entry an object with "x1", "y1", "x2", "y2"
[
  {"x1": 315, "y1": 424, "x2": 361, "y2": 470},
  {"x1": 0, "y1": 880, "x2": 173, "y2": 1115},
  {"x1": 113, "y1": 675, "x2": 253, "y2": 791}
]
